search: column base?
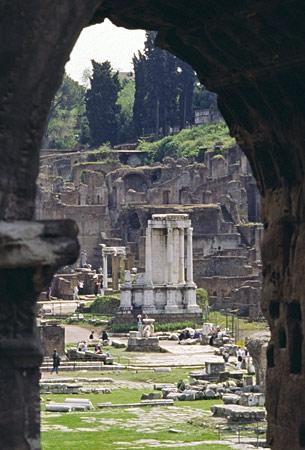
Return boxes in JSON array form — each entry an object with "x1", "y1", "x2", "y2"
[
  {"x1": 142, "y1": 288, "x2": 155, "y2": 313},
  {"x1": 165, "y1": 288, "x2": 179, "y2": 312},
  {"x1": 120, "y1": 287, "x2": 132, "y2": 310},
  {"x1": 184, "y1": 286, "x2": 201, "y2": 313}
]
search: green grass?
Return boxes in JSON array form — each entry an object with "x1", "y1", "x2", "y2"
[
  {"x1": 41, "y1": 366, "x2": 231, "y2": 450},
  {"x1": 43, "y1": 368, "x2": 193, "y2": 385},
  {"x1": 42, "y1": 399, "x2": 229, "y2": 450}
]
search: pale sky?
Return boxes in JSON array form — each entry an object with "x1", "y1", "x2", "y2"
[{"x1": 65, "y1": 19, "x2": 146, "y2": 84}]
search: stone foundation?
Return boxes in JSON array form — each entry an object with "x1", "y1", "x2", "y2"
[{"x1": 127, "y1": 332, "x2": 161, "y2": 352}]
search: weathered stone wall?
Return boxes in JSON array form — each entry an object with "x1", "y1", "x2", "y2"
[{"x1": 39, "y1": 325, "x2": 65, "y2": 357}]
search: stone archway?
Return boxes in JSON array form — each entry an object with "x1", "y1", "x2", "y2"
[{"x1": 1, "y1": 2, "x2": 305, "y2": 449}]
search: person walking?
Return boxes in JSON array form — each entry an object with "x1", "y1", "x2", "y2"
[{"x1": 51, "y1": 349, "x2": 60, "y2": 374}]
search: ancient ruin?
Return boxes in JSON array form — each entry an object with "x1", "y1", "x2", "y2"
[
  {"x1": 3, "y1": 2, "x2": 305, "y2": 449},
  {"x1": 37, "y1": 145, "x2": 263, "y2": 317},
  {"x1": 120, "y1": 214, "x2": 200, "y2": 317}
]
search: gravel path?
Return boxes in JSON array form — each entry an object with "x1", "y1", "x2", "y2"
[{"x1": 65, "y1": 325, "x2": 92, "y2": 344}]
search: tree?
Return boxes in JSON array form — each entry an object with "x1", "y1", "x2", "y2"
[
  {"x1": 44, "y1": 74, "x2": 86, "y2": 149},
  {"x1": 117, "y1": 75, "x2": 136, "y2": 142},
  {"x1": 133, "y1": 31, "x2": 196, "y2": 138},
  {"x1": 85, "y1": 60, "x2": 121, "y2": 147},
  {"x1": 193, "y1": 81, "x2": 217, "y2": 110},
  {"x1": 177, "y1": 61, "x2": 196, "y2": 129}
]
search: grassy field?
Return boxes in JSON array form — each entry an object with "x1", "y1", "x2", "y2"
[{"x1": 41, "y1": 368, "x2": 232, "y2": 450}]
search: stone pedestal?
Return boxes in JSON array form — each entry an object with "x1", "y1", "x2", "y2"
[
  {"x1": 205, "y1": 361, "x2": 226, "y2": 375},
  {"x1": 127, "y1": 332, "x2": 161, "y2": 352},
  {"x1": 142, "y1": 287, "x2": 155, "y2": 313},
  {"x1": 185, "y1": 286, "x2": 201, "y2": 313},
  {"x1": 165, "y1": 288, "x2": 179, "y2": 312},
  {"x1": 119, "y1": 288, "x2": 132, "y2": 312}
]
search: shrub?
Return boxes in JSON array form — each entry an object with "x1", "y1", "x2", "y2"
[
  {"x1": 138, "y1": 121, "x2": 236, "y2": 162},
  {"x1": 196, "y1": 287, "x2": 208, "y2": 311},
  {"x1": 90, "y1": 295, "x2": 120, "y2": 315},
  {"x1": 111, "y1": 320, "x2": 200, "y2": 333}
]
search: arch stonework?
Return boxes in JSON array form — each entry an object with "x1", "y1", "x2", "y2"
[{"x1": 1, "y1": 1, "x2": 304, "y2": 449}]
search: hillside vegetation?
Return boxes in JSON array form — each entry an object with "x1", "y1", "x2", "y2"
[{"x1": 138, "y1": 121, "x2": 236, "y2": 162}]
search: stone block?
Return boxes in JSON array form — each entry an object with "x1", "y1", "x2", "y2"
[
  {"x1": 141, "y1": 392, "x2": 162, "y2": 400},
  {"x1": 211, "y1": 404, "x2": 266, "y2": 422},
  {"x1": 205, "y1": 389, "x2": 217, "y2": 399},
  {"x1": 222, "y1": 394, "x2": 240, "y2": 405},
  {"x1": 154, "y1": 383, "x2": 176, "y2": 391},
  {"x1": 39, "y1": 324, "x2": 65, "y2": 357},
  {"x1": 45, "y1": 403, "x2": 72, "y2": 412},
  {"x1": 64, "y1": 398, "x2": 94, "y2": 410},
  {"x1": 127, "y1": 336, "x2": 161, "y2": 352},
  {"x1": 205, "y1": 361, "x2": 226, "y2": 375}
]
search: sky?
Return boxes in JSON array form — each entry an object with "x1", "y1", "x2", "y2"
[{"x1": 65, "y1": 19, "x2": 146, "y2": 84}]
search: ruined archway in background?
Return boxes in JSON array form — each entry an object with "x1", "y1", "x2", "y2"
[{"x1": 1, "y1": 2, "x2": 304, "y2": 449}]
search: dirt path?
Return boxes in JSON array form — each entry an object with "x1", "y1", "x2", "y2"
[{"x1": 65, "y1": 325, "x2": 92, "y2": 344}]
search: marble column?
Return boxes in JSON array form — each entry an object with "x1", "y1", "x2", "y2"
[
  {"x1": 186, "y1": 227, "x2": 194, "y2": 284},
  {"x1": 112, "y1": 255, "x2": 119, "y2": 290},
  {"x1": 167, "y1": 227, "x2": 173, "y2": 284},
  {"x1": 145, "y1": 224, "x2": 153, "y2": 285},
  {"x1": 103, "y1": 253, "x2": 108, "y2": 289},
  {"x1": 179, "y1": 228, "x2": 185, "y2": 283}
]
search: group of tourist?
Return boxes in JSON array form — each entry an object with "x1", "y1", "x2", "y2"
[
  {"x1": 88, "y1": 329, "x2": 109, "y2": 344},
  {"x1": 76, "y1": 329, "x2": 110, "y2": 354},
  {"x1": 178, "y1": 328, "x2": 201, "y2": 341},
  {"x1": 208, "y1": 326, "x2": 226, "y2": 346}
]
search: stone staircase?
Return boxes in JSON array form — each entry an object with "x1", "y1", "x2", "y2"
[{"x1": 41, "y1": 358, "x2": 125, "y2": 372}]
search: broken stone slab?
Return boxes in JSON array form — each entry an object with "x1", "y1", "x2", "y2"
[
  {"x1": 80, "y1": 387, "x2": 112, "y2": 394},
  {"x1": 45, "y1": 403, "x2": 72, "y2": 412},
  {"x1": 154, "y1": 383, "x2": 176, "y2": 391},
  {"x1": 162, "y1": 387, "x2": 178, "y2": 398},
  {"x1": 40, "y1": 383, "x2": 82, "y2": 394},
  {"x1": 222, "y1": 394, "x2": 241, "y2": 405},
  {"x1": 239, "y1": 392, "x2": 265, "y2": 407},
  {"x1": 97, "y1": 399, "x2": 174, "y2": 408},
  {"x1": 211, "y1": 404, "x2": 266, "y2": 422},
  {"x1": 141, "y1": 392, "x2": 162, "y2": 400},
  {"x1": 64, "y1": 398, "x2": 93, "y2": 410},
  {"x1": 204, "y1": 388, "x2": 217, "y2": 399},
  {"x1": 166, "y1": 392, "x2": 184, "y2": 401}
]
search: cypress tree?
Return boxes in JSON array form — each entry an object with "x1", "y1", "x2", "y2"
[
  {"x1": 133, "y1": 32, "x2": 196, "y2": 138},
  {"x1": 86, "y1": 60, "x2": 121, "y2": 146}
]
